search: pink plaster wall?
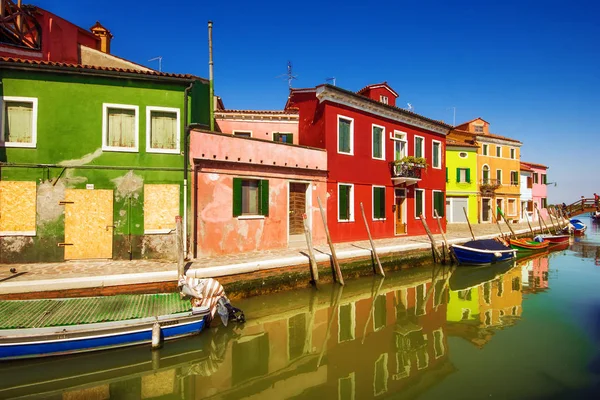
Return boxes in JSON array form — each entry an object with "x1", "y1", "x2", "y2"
[
  {"x1": 530, "y1": 166, "x2": 548, "y2": 217},
  {"x1": 216, "y1": 118, "x2": 299, "y2": 144},
  {"x1": 191, "y1": 130, "x2": 327, "y2": 256}
]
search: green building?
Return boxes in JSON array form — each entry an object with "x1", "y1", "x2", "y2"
[
  {"x1": 0, "y1": 59, "x2": 209, "y2": 263},
  {"x1": 445, "y1": 139, "x2": 478, "y2": 224}
]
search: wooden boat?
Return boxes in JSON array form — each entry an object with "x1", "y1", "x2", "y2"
[
  {"x1": 450, "y1": 239, "x2": 516, "y2": 266},
  {"x1": 562, "y1": 218, "x2": 587, "y2": 235},
  {"x1": 536, "y1": 234, "x2": 570, "y2": 244},
  {"x1": 0, "y1": 278, "x2": 244, "y2": 361},
  {"x1": 509, "y1": 238, "x2": 549, "y2": 251}
]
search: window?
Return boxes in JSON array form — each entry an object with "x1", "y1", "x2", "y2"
[
  {"x1": 496, "y1": 169, "x2": 502, "y2": 184},
  {"x1": 482, "y1": 165, "x2": 490, "y2": 183},
  {"x1": 273, "y1": 132, "x2": 293, "y2": 143},
  {"x1": 338, "y1": 373, "x2": 355, "y2": 400},
  {"x1": 338, "y1": 183, "x2": 354, "y2": 221},
  {"x1": 233, "y1": 130, "x2": 251, "y2": 138},
  {"x1": 533, "y1": 173, "x2": 539, "y2": 184},
  {"x1": 232, "y1": 333, "x2": 269, "y2": 385},
  {"x1": 373, "y1": 186, "x2": 386, "y2": 220},
  {"x1": 414, "y1": 136, "x2": 424, "y2": 158},
  {"x1": 1, "y1": 96, "x2": 38, "y2": 148},
  {"x1": 457, "y1": 168, "x2": 471, "y2": 183},
  {"x1": 510, "y1": 148, "x2": 516, "y2": 159},
  {"x1": 541, "y1": 174, "x2": 547, "y2": 184},
  {"x1": 338, "y1": 116, "x2": 353, "y2": 154},
  {"x1": 392, "y1": 131, "x2": 407, "y2": 161},
  {"x1": 432, "y1": 140, "x2": 441, "y2": 169},
  {"x1": 288, "y1": 313, "x2": 307, "y2": 360},
  {"x1": 474, "y1": 124, "x2": 484, "y2": 133},
  {"x1": 373, "y1": 353, "x2": 389, "y2": 395},
  {"x1": 541, "y1": 198, "x2": 547, "y2": 208},
  {"x1": 482, "y1": 144, "x2": 488, "y2": 156},
  {"x1": 512, "y1": 277, "x2": 521, "y2": 291},
  {"x1": 338, "y1": 303, "x2": 356, "y2": 342},
  {"x1": 459, "y1": 152, "x2": 468, "y2": 158},
  {"x1": 433, "y1": 191, "x2": 444, "y2": 218},
  {"x1": 496, "y1": 146, "x2": 502, "y2": 157},
  {"x1": 415, "y1": 189, "x2": 424, "y2": 218},
  {"x1": 146, "y1": 106, "x2": 180, "y2": 153},
  {"x1": 232, "y1": 178, "x2": 269, "y2": 217},
  {"x1": 527, "y1": 175, "x2": 533, "y2": 188},
  {"x1": 373, "y1": 295, "x2": 387, "y2": 331},
  {"x1": 433, "y1": 329, "x2": 445, "y2": 358},
  {"x1": 508, "y1": 198, "x2": 516, "y2": 215},
  {"x1": 372, "y1": 124, "x2": 385, "y2": 159},
  {"x1": 510, "y1": 171, "x2": 519, "y2": 185},
  {"x1": 380, "y1": 95, "x2": 388, "y2": 105},
  {"x1": 102, "y1": 103, "x2": 138, "y2": 152}
]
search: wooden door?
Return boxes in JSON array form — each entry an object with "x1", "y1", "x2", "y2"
[
  {"x1": 289, "y1": 183, "x2": 307, "y2": 236},
  {"x1": 482, "y1": 198, "x2": 491, "y2": 222},
  {"x1": 395, "y1": 197, "x2": 406, "y2": 234},
  {"x1": 64, "y1": 189, "x2": 114, "y2": 260}
]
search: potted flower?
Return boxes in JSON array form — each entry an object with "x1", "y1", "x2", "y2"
[{"x1": 393, "y1": 156, "x2": 428, "y2": 168}]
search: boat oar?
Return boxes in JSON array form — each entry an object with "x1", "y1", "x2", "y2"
[{"x1": 463, "y1": 207, "x2": 476, "y2": 241}]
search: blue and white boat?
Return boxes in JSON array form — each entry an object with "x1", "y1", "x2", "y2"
[
  {"x1": 563, "y1": 218, "x2": 587, "y2": 235},
  {"x1": 450, "y1": 239, "x2": 517, "y2": 266}
]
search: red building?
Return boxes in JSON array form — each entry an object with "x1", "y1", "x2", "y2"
[{"x1": 287, "y1": 82, "x2": 451, "y2": 242}]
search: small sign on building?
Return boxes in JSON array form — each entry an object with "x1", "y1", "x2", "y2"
[{"x1": 86, "y1": 184, "x2": 94, "y2": 190}]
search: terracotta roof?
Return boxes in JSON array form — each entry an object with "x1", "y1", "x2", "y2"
[
  {"x1": 216, "y1": 108, "x2": 298, "y2": 115},
  {"x1": 520, "y1": 163, "x2": 533, "y2": 171},
  {"x1": 521, "y1": 161, "x2": 548, "y2": 170},
  {"x1": 446, "y1": 138, "x2": 478, "y2": 148},
  {"x1": 0, "y1": 56, "x2": 206, "y2": 82},
  {"x1": 356, "y1": 81, "x2": 399, "y2": 97},
  {"x1": 451, "y1": 129, "x2": 522, "y2": 144},
  {"x1": 456, "y1": 117, "x2": 490, "y2": 126}
]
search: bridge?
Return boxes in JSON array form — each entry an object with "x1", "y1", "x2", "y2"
[{"x1": 559, "y1": 198, "x2": 598, "y2": 217}]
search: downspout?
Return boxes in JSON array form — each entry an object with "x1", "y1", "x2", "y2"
[
  {"x1": 193, "y1": 163, "x2": 199, "y2": 258},
  {"x1": 208, "y1": 21, "x2": 214, "y2": 131},
  {"x1": 183, "y1": 81, "x2": 194, "y2": 259}
]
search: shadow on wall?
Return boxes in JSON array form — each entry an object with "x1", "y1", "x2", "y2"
[{"x1": 0, "y1": 81, "x2": 5, "y2": 163}]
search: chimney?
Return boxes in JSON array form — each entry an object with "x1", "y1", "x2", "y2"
[{"x1": 90, "y1": 21, "x2": 113, "y2": 54}]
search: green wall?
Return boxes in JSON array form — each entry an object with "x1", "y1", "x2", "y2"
[{"x1": 0, "y1": 69, "x2": 209, "y2": 263}]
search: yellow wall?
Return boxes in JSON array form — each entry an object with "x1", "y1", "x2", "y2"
[{"x1": 446, "y1": 147, "x2": 478, "y2": 223}]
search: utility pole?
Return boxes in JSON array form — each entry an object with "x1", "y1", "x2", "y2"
[{"x1": 447, "y1": 106, "x2": 456, "y2": 126}]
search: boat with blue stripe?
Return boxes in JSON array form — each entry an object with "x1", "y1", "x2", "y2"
[{"x1": 450, "y1": 239, "x2": 516, "y2": 266}]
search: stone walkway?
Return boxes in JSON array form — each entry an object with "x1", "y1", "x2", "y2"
[{"x1": 0, "y1": 222, "x2": 538, "y2": 295}]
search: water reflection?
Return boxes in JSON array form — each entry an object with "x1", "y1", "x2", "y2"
[{"x1": 3, "y1": 244, "x2": 597, "y2": 399}]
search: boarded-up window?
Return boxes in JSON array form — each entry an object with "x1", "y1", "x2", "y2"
[
  {"x1": 103, "y1": 104, "x2": 138, "y2": 150},
  {"x1": 144, "y1": 184, "x2": 179, "y2": 234},
  {"x1": 148, "y1": 109, "x2": 178, "y2": 151},
  {"x1": 0, "y1": 181, "x2": 36, "y2": 235},
  {"x1": 2, "y1": 97, "x2": 37, "y2": 147}
]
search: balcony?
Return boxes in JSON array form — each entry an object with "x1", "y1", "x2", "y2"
[
  {"x1": 391, "y1": 162, "x2": 423, "y2": 186},
  {"x1": 480, "y1": 179, "x2": 501, "y2": 195}
]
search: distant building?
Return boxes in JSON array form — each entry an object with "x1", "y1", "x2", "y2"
[
  {"x1": 288, "y1": 82, "x2": 451, "y2": 242},
  {"x1": 521, "y1": 161, "x2": 549, "y2": 220},
  {"x1": 520, "y1": 162, "x2": 534, "y2": 221}
]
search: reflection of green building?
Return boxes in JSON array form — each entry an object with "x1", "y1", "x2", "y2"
[{"x1": 447, "y1": 288, "x2": 480, "y2": 322}]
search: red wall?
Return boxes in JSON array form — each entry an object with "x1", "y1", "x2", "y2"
[
  {"x1": 360, "y1": 87, "x2": 398, "y2": 107},
  {"x1": 291, "y1": 91, "x2": 446, "y2": 243}
]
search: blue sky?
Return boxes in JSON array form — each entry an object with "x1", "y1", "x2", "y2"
[{"x1": 37, "y1": 0, "x2": 600, "y2": 203}]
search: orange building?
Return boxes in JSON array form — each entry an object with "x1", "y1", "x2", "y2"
[{"x1": 448, "y1": 118, "x2": 522, "y2": 223}]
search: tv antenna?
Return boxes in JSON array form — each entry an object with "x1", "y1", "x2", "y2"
[
  {"x1": 277, "y1": 60, "x2": 298, "y2": 89},
  {"x1": 447, "y1": 106, "x2": 456, "y2": 125},
  {"x1": 326, "y1": 77, "x2": 336, "y2": 86},
  {"x1": 407, "y1": 103, "x2": 414, "y2": 112},
  {"x1": 148, "y1": 56, "x2": 163, "y2": 72}
]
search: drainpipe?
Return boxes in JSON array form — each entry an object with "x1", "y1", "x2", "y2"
[
  {"x1": 208, "y1": 20, "x2": 214, "y2": 131},
  {"x1": 183, "y1": 81, "x2": 194, "y2": 259}
]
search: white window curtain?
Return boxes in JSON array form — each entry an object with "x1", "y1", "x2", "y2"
[
  {"x1": 150, "y1": 111, "x2": 177, "y2": 149},
  {"x1": 107, "y1": 108, "x2": 135, "y2": 148},
  {"x1": 5, "y1": 101, "x2": 33, "y2": 143}
]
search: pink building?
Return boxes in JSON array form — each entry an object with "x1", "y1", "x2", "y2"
[
  {"x1": 190, "y1": 130, "x2": 327, "y2": 256},
  {"x1": 522, "y1": 162, "x2": 549, "y2": 219}
]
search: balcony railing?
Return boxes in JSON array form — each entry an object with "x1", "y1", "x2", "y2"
[
  {"x1": 392, "y1": 163, "x2": 423, "y2": 179},
  {"x1": 480, "y1": 179, "x2": 501, "y2": 193}
]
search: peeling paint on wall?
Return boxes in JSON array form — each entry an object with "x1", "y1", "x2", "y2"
[
  {"x1": 112, "y1": 171, "x2": 144, "y2": 202},
  {"x1": 59, "y1": 148, "x2": 103, "y2": 167},
  {"x1": 37, "y1": 180, "x2": 66, "y2": 224},
  {"x1": 141, "y1": 234, "x2": 176, "y2": 259},
  {"x1": 2, "y1": 237, "x2": 33, "y2": 253}
]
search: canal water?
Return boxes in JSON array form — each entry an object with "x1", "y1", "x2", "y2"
[{"x1": 2, "y1": 218, "x2": 600, "y2": 399}]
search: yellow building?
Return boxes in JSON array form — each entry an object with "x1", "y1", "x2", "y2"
[{"x1": 449, "y1": 118, "x2": 522, "y2": 223}]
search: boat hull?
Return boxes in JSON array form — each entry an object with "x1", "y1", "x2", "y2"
[
  {"x1": 509, "y1": 238, "x2": 549, "y2": 251},
  {"x1": 451, "y1": 241, "x2": 516, "y2": 266},
  {"x1": 0, "y1": 312, "x2": 207, "y2": 361},
  {"x1": 538, "y1": 234, "x2": 570, "y2": 244}
]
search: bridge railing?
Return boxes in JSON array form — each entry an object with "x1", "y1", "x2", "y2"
[{"x1": 561, "y1": 198, "x2": 597, "y2": 217}]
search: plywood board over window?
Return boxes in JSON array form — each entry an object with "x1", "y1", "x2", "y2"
[
  {"x1": 0, "y1": 181, "x2": 36, "y2": 235},
  {"x1": 144, "y1": 184, "x2": 180, "y2": 234}
]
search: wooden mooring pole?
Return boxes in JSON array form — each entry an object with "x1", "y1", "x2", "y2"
[
  {"x1": 360, "y1": 203, "x2": 385, "y2": 277},
  {"x1": 303, "y1": 214, "x2": 319, "y2": 284},
  {"x1": 463, "y1": 207, "x2": 476, "y2": 241},
  {"x1": 434, "y1": 209, "x2": 451, "y2": 264},
  {"x1": 499, "y1": 208, "x2": 517, "y2": 238},
  {"x1": 317, "y1": 197, "x2": 344, "y2": 286},
  {"x1": 419, "y1": 213, "x2": 443, "y2": 263},
  {"x1": 524, "y1": 208, "x2": 535, "y2": 236},
  {"x1": 176, "y1": 216, "x2": 184, "y2": 278}
]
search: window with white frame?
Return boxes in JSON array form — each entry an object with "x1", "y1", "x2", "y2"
[
  {"x1": 457, "y1": 168, "x2": 471, "y2": 183},
  {"x1": 338, "y1": 302, "x2": 356, "y2": 342},
  {"x1": 482, "y1": 165, "x2": 490, "y2": 183},
  {"x1": 102, "y1": 103, "x2": 138, "y2": 152},
  {"x1": 380, "y1": 95, "x2": 388, "y2": 105},
  {"x1": 233, "y1": 130, "x2": 251, "y2": 138},
  {"x1": 338, "y1": 373, "x2": 355, "y2": 400},
  {"x1": 415, "y1": 189, "x2": 424, "y2": 218},
  {"x1": 496, "y1": 145, "x2": 502, "y2": 157},
  {"x1": 392, "y1": 131, "x2": 407, "y2": 161},
  {"x1": 146, "y1": 106, "x2": 180, "y2": 153},
  {"x1": 496, "y1": 169, "x2": 502, "y2": 184},
  {"x1": 338, "y1": 183, "x2": 354, "y2": 221},
  {"x1": 373, "y1": 186, "x2": 386, "y2": 220},
  {"x1": 373, "y1": 353, "x2": 389, "y2": 396},
  {"x1": 372, "y1": 124, "x2": 385, "y2": 160},
  {"x1": 1, "y1": 96, "x2": 38, "y2": 148},
  {"x1": 432, "y1": 140, "x2": 442, "y2": 168},
  {"x1": 338, "y1": 116, "x2": 353, "y2": 154},
  {"x1": 414, "y1": 136, "x2": 424, "y2": 158},
  {"x1": 433, "y1": 329, "x2": 445, "y2": 358},
  {"x1": 510, "y1": 147, "x2": 516, "y2": 159}
]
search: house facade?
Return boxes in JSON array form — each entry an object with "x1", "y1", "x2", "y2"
[
  {"x1": 0, "y1": 58, "x2": 209, "y2": 263},
  {"x1": 519, "y1": 163, "x2": 533, "y2": 221},
  {"x1": 449, "y1": 118, "x2": 522, "y2": 224},
  {"x1": 445, "y1": 138, "x2": 478, "y2": 224},
  {"x1": 288, "y1": 83, "x2": 451, "y2": 243},
  {"x1": 521, "y1": 162, "x2": 548, "y2": 220}
]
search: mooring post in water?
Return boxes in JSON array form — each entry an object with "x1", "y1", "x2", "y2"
[
  {"x1": 362, "y1": 276, "x2": 385, "y2": 344},
  {"x1": 360, "y1": 202, "x2": 385, "y2": 277},
  {"x1": 303, "y1": 214, "x2": 319, "y2": 284},
  {"x1": 176, "y1": 216, "x2": 184, "y2": 278},
  {"x1": 419, "y1": 213, "x2": 443, "y2": 263},
  {"x1": 491, "y1": 213, "x2": 507, "y2": 244},
  {"x1": 152, "y1": 320, "x2": 162, "y2": 350},
  {"x1": 433, "y1": 209, "x2": 451, "y2": 264},
  {"x1": 317, "y1": 197, "x2": 344, "y2": 286},
  {"x1": 547, "y1": 206, "x2": 558, "y2": 233},
  {"x1": 463, "y1": 207, "x2": 476, "y2": 241},
  {"x1": 317, "y1": 284, "x2": 344, "y2": 367},
  {"x1": 498, "y1": 208, "x2": 517, "y2": 238},
  {"x1": 524, "y1": 207, "x2": 535, "y2": 236},
  {"x1": 534, "y1": 203, "x2": 549, "y2": 234}
]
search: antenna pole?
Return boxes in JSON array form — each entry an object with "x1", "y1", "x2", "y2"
[{"x1": 208, "y1": 21, "x2": 214, "y2": 131}]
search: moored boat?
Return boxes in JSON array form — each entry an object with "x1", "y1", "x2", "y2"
[
  {"x1": 562, "y1": 218, "x2": 587, "y2": 235},
  {"x1": 450, "y1": 239, "x2": 516, "y2": 266},
  {"x1": 536, "y1": 234, "x2": 570, "y2": 244},
  {"x1": 509, "y1": 238, "x2": 550, "y2": 251}
]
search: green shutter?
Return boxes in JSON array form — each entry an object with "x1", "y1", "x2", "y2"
[
  {"x1": 380, "y1": 188, "x2": 386, "y2": 219},
  {"x1": 416, "y1": 190, "x2": 423, "y2": 217},
  {"x1": 433, "y1": 143, "x2": 439, "y2": 167},
  {"x1": 373, "y1": 187, "x2": 381, "y2": 219},
  {"x1": 233, "y1": 178, "x2": 242, "y2": 217},
  {"x1": 456, "y1": 168, "x2": 461, "y2": 183},
  {"x1": 466, "y1": 168, "x2": 471, "y2": 183},
  {"x1": 273, "y1": 133, "x2": 280, "y2": 142},
  {"x1": 435, "y1": 192, "x2": 445, "y2": 217},
  {"x1": 286, "y1": 134, "x2": 293, "y2": 144},
  {"x1": 339, "y1": 185, "x2": 349, "y2": 220},
  {"x1": 260, "y1": 179, "x2": 269, "y2": 216},
  {"x1": 415, "y1": 138, "x2": 422, "y2": 158},
  {"x1": 339, "y1": 119, "x2": 350, "y2": 153}
]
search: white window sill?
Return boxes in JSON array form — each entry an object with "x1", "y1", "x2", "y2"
[
  {"x1": 237, "y1": 215, "x2": 265, "y2": 220},
  {"x1": 337, "y1": 151, "x2": 354, "y2": 156},
  {"x1": 372, "y1": 157, "x2": 386, "y2": 161},
  {"x1": 0, "y1": 142, "x2": 36, "y2": 148},
  {"x1": 102, "y1": 146, "x2": 139, "y2": 153},
  {"x1": 144, "y1": 229, "x2": 173, "y2": 234},
  {"x1": 146, "y1": 148, "x2": 181, "y2": 154},
  {"x1": 0, "y1": 231, "x2": 36, "y2": 236},
  {"x1": 372, "y1": 218, "x2": 386, "y2": 221},
  {"x1": 338, "y1": 219, "x2": 355, "y2": 223}
]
